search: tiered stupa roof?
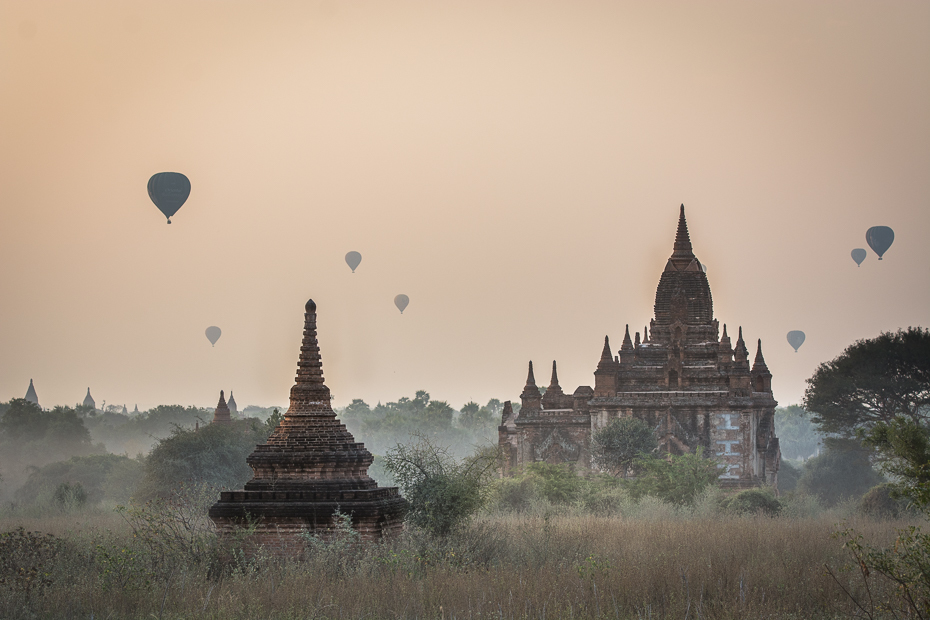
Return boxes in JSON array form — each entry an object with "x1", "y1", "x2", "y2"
[{"x1": 24, "y1": 379, "x2": 38, "y2": 406}]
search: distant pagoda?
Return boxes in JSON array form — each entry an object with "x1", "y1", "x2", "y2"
[
  {"x1": 212, "y1": 390, "x2": 232, "y2": 425},
  {"x1": 24, "y1": 379, "x2": 39, "y2": 406},
  {"x1": 227, "y1": 391, "x2": 238, "y2": 415},
  {"x1": 209, "y1": 299, "x2": 407, "y2": 553},
  {"x1": 83, "y1": 388, "x2": 96, "y2": 410}
]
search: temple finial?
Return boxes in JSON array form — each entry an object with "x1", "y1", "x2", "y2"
[
  {"x1": 526, "y1": 361, "x2": 536, "y2": 386},
  {"x1": 752, "y1": 338, "x2": 770, "y2": 373},
  {"x1": 295, "y1": 299, "x2": 325, "y2": 386},
  {"x1": 549, "y1": 360, "x2": 560, "y2": 388},
  {"x1": 600, "y1": 335, "x2": 612, "y2": 361},
  {"x1": 672, "y1": 204, "x2": 694, "y2": 260},
  {"x1": 734, "y1": 327, "x2": 749, "y2": 365},
  {"x1": 24, "y1": 379, "x2": 38, "y2": 406},
  {"x1": 634, "y1": 331, "x2": 641, "y2": 347},
  {"x1": 621, "y1": 325, "x2": 634, "y2": 350}
]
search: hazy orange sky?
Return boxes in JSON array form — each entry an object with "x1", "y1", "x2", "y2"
[{"x1": 2, "y1": 1, "x2": 928, "y2": 412}]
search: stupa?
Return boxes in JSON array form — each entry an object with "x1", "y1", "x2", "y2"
[
  {"x1": 227, "y1": 391, "x2": 238, "y2": 415},
  {"x1": 212, "y1": 390, "x2": 232, "y2": 425},
  {"x1": 209, "y1": 299, "x2": 407, "y2": 552},
  {"x1": 83, "y1": 388, "x2": 96, "y2": 410},
  {"x1": 24, "y1": 379, "x2": 39, "y2": 406}
]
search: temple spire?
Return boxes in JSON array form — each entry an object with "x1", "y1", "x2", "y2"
[
  {"x1": 213, "y1": 390, "x2": 232, "y2": 425},
  {"x1": 644, "y1": 325, "x2": 649, "y2": 343},
  {"x1": 752, "y1": 339, "x2": 770, "y2": 374},
  {"x1": 671, "y1": 204, "x2": 694, "y2": 260},
  {"x1": 24, "y1": 379, "x2": 38, "y2": 406},
  {"x1": 521, "y1": 361, "x2": 542, "y2": 407},
  {"x1": 600, "y1": 335, "x2": 612, "y2": 362},
  {"x1": 549, "y1": 360, "x2": 560, "y2": 389},
  {"x1": 621, "y1": 325, "x2": 634, "y2": 350},
  {"x1": 734, "y1": 326, "x2": 749, "y2": 368}
]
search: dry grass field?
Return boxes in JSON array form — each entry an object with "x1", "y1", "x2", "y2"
[{"x1": 0, "y1": 504, "x2": 910, "y2": 620}]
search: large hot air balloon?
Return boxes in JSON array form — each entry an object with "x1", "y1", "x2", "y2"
[
  {"x1": 394, "y1": 294, "x2": 409, "y2": 314},
  {"x1": 787, "y1": 330, "x2": 805, "y2": 352},
  {"x1": 205, "y1": 326, "x2": 222, "y2": 347},
  {"x1": 866, "y1": 226, "x2": 894, "y2": 260},
  {"x1": 851, "y1": 248, "x2": 866, "y2": 267},
  {"x1": 147, "y1": 172, "x2": 191, "y2": 224},
  {"x1": 345, "y1": 251, "x2": 362, "y2": 273}
]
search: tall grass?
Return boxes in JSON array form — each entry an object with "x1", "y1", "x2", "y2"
[{"x1": 0, "y1": 504, "x2": 911, "y2": 620}]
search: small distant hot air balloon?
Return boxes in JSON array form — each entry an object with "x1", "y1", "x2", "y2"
[
  {"x1": 866, "y1": 226, "x2": 894, "y2": 260},
  {"x1": 787, "y1": 330, "x2": 805, "y2": 352},
  {"x1": 394, "y1": 294, "x2": 409, "y2": 314},
  {"x1": 345, "y1": 251, "x2": 362, "y2": 273},
  {"x1": 147, "y1": 172, "x2": 191, "y2": 224},
  {"x1": 851, "y1": 248, "x2": 867, "y2": 267},
  {"x1": 205, "y1": 326, "x2": 222, "y2": 347}
]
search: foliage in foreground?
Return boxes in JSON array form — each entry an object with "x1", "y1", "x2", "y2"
[
  {"x1": 383, "y1": 435, "x2": 499, "y2": 537},
  {"x1": 590, "y1": 417, "x2": 657, "y2": 477}
]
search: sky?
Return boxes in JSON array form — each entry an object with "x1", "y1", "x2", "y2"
[{"x1": 1, "y1": 1, "x2": 928, "y2": 413}]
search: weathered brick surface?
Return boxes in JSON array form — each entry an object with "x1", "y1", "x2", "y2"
[
  {"x1": 210, "y1": 299, "x2": 407, "y2": 554},
  {"x1": 500, "y1": 206, "x2": 781, "y2": 489}
]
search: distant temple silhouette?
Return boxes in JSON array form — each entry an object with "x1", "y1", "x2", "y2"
[
  {"x1": 212, "y1": 390, "x2": 232, "y2": 425},
  {"x1": 24, "y1": 379, "x2": 38, "y2": 406},
  {"x1": 83, "y1": 388, "x2": 96, "y2": 410},
  {"x1": 227, "y1": 391, "x2": 238, "y2": 415},
  {"x1": 499, "y1": 206, "x2": 780, "y2": 489}
]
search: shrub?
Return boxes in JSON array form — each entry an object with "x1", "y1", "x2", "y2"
[
  {"x1": 858, "y1": 483, "x2": 909, "y2": 519},
  {"x1": 383, "y1": 436, "x2": 497, "y2": 537},
  {"x1": 591, "y1": 417, "x2": 657, "y2": 477},
  {"x1": 52, "y1": 482, "x2": 87, "y2": 510},
  {"x1": 624, "y1": 448, "x2": 722, "y2": 507},
  {"x1": 14, "y1": 454, "x2": 144, "y2": 506},
  {"x1": 777, "y1": 459, "x2": 801, "y2": 492},
  {"x1": 721, "y1": 487, "x2": 782, "y2": 516}
]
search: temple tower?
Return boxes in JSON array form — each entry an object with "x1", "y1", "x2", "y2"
[
  {"x1": 209, "y1": 299, "x2": 407, "y2": 553},
  {"x1": 24, "y1": 379, "x2": 38, "y2": 406},
  {"x1": 227, "y1": 391, "x2": 238, "y2": 415},
  {"x1": 83, "y1": 388, "x2": 96, "y2": 410},
  {"x1": 212, "y1": 390, "x2": 232, "y2": 425}
]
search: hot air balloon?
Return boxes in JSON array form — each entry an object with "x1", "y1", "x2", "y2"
[
  {"x1": 205, "y1": 326, "x2": 222, "y2": 347},
  {"x1": 851, "y1": 248, "x2": 866, "y2": 267},
  {"x1": 345, "y1": 251, "x2": 362, "y2": 273},
  {"x1": 866, "y1": 226, "x2": 894, "y2": 260},
  {"x1": 147, "y1": 172, "x2": 191, "y2": 224},
  {"x1": 787, "y1": 330, "x2": 805, "y2": 352},
  {"x1": 394, "y1": 294, "x2": 409, "y2": 314}
]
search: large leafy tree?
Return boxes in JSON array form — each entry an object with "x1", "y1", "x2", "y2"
[
  {"x1": 803, "y1": 327, "x2": 930, "y2": 435},
  {"x1": 591, "y1": 417, "x2": 657, "y2": 477}
]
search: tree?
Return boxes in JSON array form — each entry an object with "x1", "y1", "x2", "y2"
[
  {"x1": 774, "y1": 405, "x2": 823, "y2": 460},
  {"x1": 863, "y1": 417, "x2": 930, "y2": 510},
  {"x1": 624, "y1": 448, "x2": 722, "y2": 506},
  {"x1": 458, "y1": 401, "x2": 493, "y2": 432},
  {"x1": 804, "y1": 327, "x2": 930, "y2": 436},
  {"x1": 383, "y1": 435, "x2": 499, "y2": 537},
  {"x1": 795, "y1": 438, "x2": 884, "y2": 507},
  {"x1": 591, "y1": 417, "x2": 657, "y2": 477},
  {"x1": 135, "y1": 419, "x2": 272, "y2": 501}
]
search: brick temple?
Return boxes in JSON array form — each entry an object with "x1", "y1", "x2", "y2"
[
  {"x1": 209, "y1": 299, "x2": 406, "y2": 552},
  {"x1": 499, "y1": 206, "x2": 780, "y2": 488}
]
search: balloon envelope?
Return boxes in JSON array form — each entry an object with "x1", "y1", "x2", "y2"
[
  {"x1": 345, "y1": 251, "x2": 362, "y2": 273},
  {"x1": 147, "y1": 172, "x2": 191, "y2": 223},
  {"x1": 866, "y1": 226, "x2": 894, "y2": 260},
  {"x1": 851, "y1": 248, "x2": 867, "y2": 266},
  {"x1": 205, "y1": 326, "x2": 222, "y2": 347},
  {"x1": 394, "y1": 294, "x2": 409, "y2": 314},
  {"x1": 787, "y1": 330, "x2": 805, "y2": 352}
]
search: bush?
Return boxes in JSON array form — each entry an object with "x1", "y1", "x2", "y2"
[
  {"x1": 859, "y1": 483, "x2": 911, "y2": 519},
  {"x1": 591, "y1": 417, "x2": 657, "y2": 477},
  {"x1": 383, "y1": 436, "x2": 497, "y2": 537},
  {"x1": 777, "y1": 459, "x2": 801, "y2": 492},
  {"x1": 624, "y1": 448, "x2": 722, "y2": 507},
  {"x1": 720, "y1": 487, "x2": 782, "y2": 516},
  {"x1": 52, "y1": 482, "x2": 87, "y2": 510}
]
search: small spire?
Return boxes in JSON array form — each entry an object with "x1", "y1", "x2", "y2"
[
  {"x1": 634, "y1": 332, "x2": 641, "y2": 347},
  {"x1": 521, "y1": 361, "x2": 542, "y2": 402},
  {"x1": 734, "y1": 327, "x2": 749, "y2": 365},
  {"x1": 24, "y1": 379, "x2": 38, "y2": 406},
  {"x1": 526, "y1": 360, "x2": 536, "y2": 386},
  {"x1": 600, "y1": 335, "x2": 612, "y2": 362},
  {"x1": 549, "y1": 360, "x2": 559, "y2": 388},
  {"x1": 752, "y1": 339, "x2": 770, "y2": 374},
  {"x1": 83, "y1": 388, "x2": 96, "y2": 409},
  {"x1": 621, "y1": 325, "x2": 634, "y2": 350},
  {"x1": 671, "y1": 204, "x2": 695, "y2": 260},
  {"x1": 644, "y1": 325, "x2": 649, "y2": 342},
  {"x1": 213, "y1": 390, "x2": 232, "y2": 424}
]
